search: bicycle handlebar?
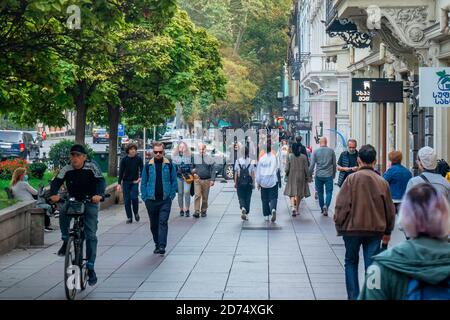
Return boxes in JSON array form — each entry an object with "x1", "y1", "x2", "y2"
[{"x1": 56, "y1": 194, "x2": 111, "y2": 204}]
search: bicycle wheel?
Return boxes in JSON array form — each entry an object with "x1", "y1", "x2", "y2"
[
  {"x1": 78, "y1": 238, "x2": 88, "y2": 290},
  {"x1": 64, "y1": 237, "x2": 78, "y2": 300}
]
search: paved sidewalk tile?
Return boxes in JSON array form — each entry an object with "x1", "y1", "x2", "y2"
[{"x1": 0, "y1": 181, "x2": 405, "y2": 300}]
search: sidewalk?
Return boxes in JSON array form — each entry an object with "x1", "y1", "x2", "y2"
[{"x1": 0, "y1": 181, "x2": 404, "y2": 300}]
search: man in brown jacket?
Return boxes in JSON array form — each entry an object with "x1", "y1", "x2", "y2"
[{"x1": 334, "y1": 144, "x2": 395, "y2": 300}]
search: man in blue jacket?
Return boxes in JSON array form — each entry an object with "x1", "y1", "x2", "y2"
[{"x1": 141, "y1": 142, "x2": 177, "y2": 255}]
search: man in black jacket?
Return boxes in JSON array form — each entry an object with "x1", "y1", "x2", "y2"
[
  {"x1": 192, "y1": 143, "x2": 216, "y2": 218},
  {"x1": 50, "y1": 144, "x2": 106, "y2": 286},
  {"x1": 117, "y1": 143, "x2": 143, "y2": 223}
]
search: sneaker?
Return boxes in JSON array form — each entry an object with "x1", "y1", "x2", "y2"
[
  {"x1": 126, "y1": 218, "x2": 132, "y2": 224},
  {"x1": 291, "y1": 208, "x2": 297, "y2": 217},
  {"x1": 264, "y1": 216, "x2": 270, "y2": 222},
  {"x1": 185, "y1": 210, "x2": 190, "y2": 217},
  {"x1": 241, "y1": 208, "x2": 248, "y2": 221},
  {"x1": 322, "y1": 206, "x2": 328, "y2": 217},
  {"x1": 153, "y1": 247, "x2": 161, "y2": 254},
  {"x1": 201, "y1": 212, "x2": 207, "y2": 218},
  {"x1": 57, "y1": 241, "x2": 67, "y2": 256},
  {"x1": 134, "y1": 213, "x2": 140, "y2": 222},
  {"x1": 271, "y1": 209, "x2": 277, "y2": 222},
  {"x1": 44, "y1": 226, "x2": 54, "y2": 232},
  {"x1": 180, "y1": 210, "x2": 185, "y2": 217},
  {"x1": 159, "y1": 247, "x2": 166, "y2": 255},
  {"x1": 87, "y1": 269, "x2": 97, "y2": 286},
  {"x1": 193, "y1": 212, "x2": 200, "y2": 218}
]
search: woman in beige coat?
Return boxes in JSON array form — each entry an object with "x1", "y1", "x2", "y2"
[{"x1": 284, "y1": 143, "x2": 310, "y2": 216}]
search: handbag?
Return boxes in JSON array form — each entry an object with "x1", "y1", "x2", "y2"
[{"x1": 182, "y1": 173, "x2": 194, "y2": 184}]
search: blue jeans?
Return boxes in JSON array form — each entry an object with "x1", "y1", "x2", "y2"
[
  {"x1": 60, "y1": 203, "x2": 99, "y2": 270},
  {"x1": 122, "y1": 181, "x2": 139, "y2": 220},
  {"x1": 145, "y1": 198, "x2": 172, "y2": 249},
  {"x1": 343, "y1": 235, "x2": 382, "y2": 300},
  {"x1": 315, "y1": 176, "x2": 334, "y2": 209}
]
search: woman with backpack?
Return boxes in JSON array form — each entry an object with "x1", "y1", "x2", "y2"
[
  {"x1": 284, "y1": 142, "x2": 310, "y2": 217},
  {"x1": 234, "y1": 145, "x2": 256, "y2": 221},
  {"x1": 359, "y1": 183, "x2": 450, "y2": 300}
]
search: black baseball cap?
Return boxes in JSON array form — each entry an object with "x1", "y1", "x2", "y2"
[{"x1": 70, "y1": 144, "x2": 87, "y2": 155}]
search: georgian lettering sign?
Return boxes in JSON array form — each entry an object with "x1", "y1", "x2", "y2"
[
  {"x1": 352, "y1": 78, "x2": 403, "y2": 103},
  {"x1": 419, "y1": 68, "x2": 450, "y2": 107}
]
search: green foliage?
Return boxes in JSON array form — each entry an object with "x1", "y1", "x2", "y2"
[
  {"x1": 48, "y1": 140, "x2": 94, "y2": 169},
  {"x1": 28, "y1": 162, "x2": 48, "y2": 180}
]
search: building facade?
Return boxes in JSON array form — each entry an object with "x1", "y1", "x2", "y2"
[{"x1": 287, "y1": 0, "x2": 450, "y2": 174}]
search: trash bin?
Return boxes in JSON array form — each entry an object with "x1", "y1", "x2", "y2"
[{"x1": 93, "y1": 151, "x2": 109, "y2": 173}]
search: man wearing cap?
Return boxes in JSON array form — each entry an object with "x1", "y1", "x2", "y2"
[
  {"x1": 50, "y1": 144, "x2": 106, "y2": 286},
  {"x1": 405, "y1": 146, "x2": 450, "y2": 203}
]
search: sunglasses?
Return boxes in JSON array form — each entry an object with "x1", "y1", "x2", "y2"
[{"x1": 154, "y1": 151, "x2": 163, "y2": 155}]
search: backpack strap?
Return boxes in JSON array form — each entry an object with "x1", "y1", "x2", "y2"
[{"x1": 420, "y1": 174, "x2": 431, "y2": 184}]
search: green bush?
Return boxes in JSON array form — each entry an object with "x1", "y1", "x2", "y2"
[
  {"x1": 49, "y1": 140, "x2": 94, "y2": 169},
  {"x1": 29, "y1": 162, "x2": 48, "y2": 179}
]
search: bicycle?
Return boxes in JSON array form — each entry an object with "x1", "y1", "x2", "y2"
[{"x1": 60, "y1": 194, "x2": 109, "y2": 300}]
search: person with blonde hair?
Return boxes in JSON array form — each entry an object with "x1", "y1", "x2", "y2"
[
  {"x1": 172, "y1": 141, "x2": 193, "y2": 217},
  {"x1": 359, "y1": 183, "x2": 450, "y2": 300},
  {"x1": 10, "y1": 168, "x2": 53, "y2": 232}
]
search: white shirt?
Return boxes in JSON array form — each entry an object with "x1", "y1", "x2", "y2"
[{"x1": 256, "y1": 153, "x2": 279, "y2": 188}]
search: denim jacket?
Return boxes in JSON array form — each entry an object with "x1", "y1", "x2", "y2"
[{"x1": 141, "y1": 157, "x2": 177, "y2": 201}]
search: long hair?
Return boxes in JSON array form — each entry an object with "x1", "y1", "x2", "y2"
[{"x1": 11, "y1": 168, "x2": 26, "y2": 187}]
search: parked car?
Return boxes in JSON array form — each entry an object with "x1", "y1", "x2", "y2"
[
  {"x1": 0, "y1": 130, "x2": 40, "y2": 160},
  {"x1": 93, "y1": 128, "x2": 109, "y2": 144}
]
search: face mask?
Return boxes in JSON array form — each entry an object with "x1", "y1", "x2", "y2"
[{"x1": 24, "y1": 175, "x2": 29, "y2": 182}]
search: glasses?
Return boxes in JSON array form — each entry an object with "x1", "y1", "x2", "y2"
[{"x1": 154, "y1": 151, "x2": 163, "y2": 155}]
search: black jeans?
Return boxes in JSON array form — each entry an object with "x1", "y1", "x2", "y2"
[
  {"x1": 237, "y1": 185, "x2": 253, "y2": 214},
  {"x1": 260, "y1": 185, "x2": 278, "y2": 216},
  {"x1": 145, "y1": 198, "x2": 172, "y2": 249}
]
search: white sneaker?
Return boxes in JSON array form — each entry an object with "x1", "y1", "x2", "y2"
[
  {"x1": 241, "y1": 208, "x2": 248, "y2": 221},
  {"x1": 264, "y1": 216, "x2": 270, "y2": 222},
  {"x1": 271, "y1": 209, "x2": 277, "y2": 222}
]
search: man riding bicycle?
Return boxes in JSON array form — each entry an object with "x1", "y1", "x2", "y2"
[{"x1": 50, "y1": 144, "x2": 106, "y2": 286}]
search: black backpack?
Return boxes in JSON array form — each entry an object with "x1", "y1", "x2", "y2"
[{"x1": 237, "y1": 163, "x2": 253, "y2": 187}]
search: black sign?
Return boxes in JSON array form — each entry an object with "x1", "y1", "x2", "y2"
[
  {"x1": 294, "y1": 121, "x2": 312, "y2": 131},
  {"x1": 352, "y1": 78, "x2": 403, "y2": 103}
]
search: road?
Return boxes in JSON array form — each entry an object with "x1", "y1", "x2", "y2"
[{"x1": 40, "y1": 135, "x2": 108, "y2": 159}]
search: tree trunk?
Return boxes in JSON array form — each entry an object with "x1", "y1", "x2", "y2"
[
  {"x1": 233, "y1": 10, "x2": 248, "y2": 55},
  {"x1": 74, "y1": 81, "x2": 87, "y2": 144},
  {"x1": 108, "y1": 104, "x2": 120, "y2": 177}
]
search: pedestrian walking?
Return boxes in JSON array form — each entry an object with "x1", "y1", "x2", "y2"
[
  {"x1": 284, "y1": 143, "x2": 311, "y2": 217},
  {"x1": 172, "y1": 141, "x2": 193, "y2": 217},
  {"x1": 405, "y1": 146, "x2": 450, "y2": 203},
  {"x1": 383, "y1": 150, "x2": 412, "y2": 213},
  {"x1": 284, "y1": 143, "x2": 310, "y2": 216},
  {"x1": 336, "y1": 139, "x2": 359, "y2": 187},
  {"x1": 141, "y1": 142, "x2": 177, "y2": 255},
  {"x1": 192, "y1": 143, "x2": 216, "y2": 218},
  {"x1": 234, "y1": 145, "x2": 256, "y2": 220},
  {"x1": 117, "y1": 143, "x2": 143, "y2": 224},
  {"x1": 309, "y1": 137, "x2": 336, "y2": 216},
  {"x1": 256, "y1": 144, "x2": 280, "y2": 222},
  {"x1": 334, "y1": 144, "x2": 396, "y2": 300},
  {"x1": 359, "y1": 183, "x2": 450, "y2": 300}
]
